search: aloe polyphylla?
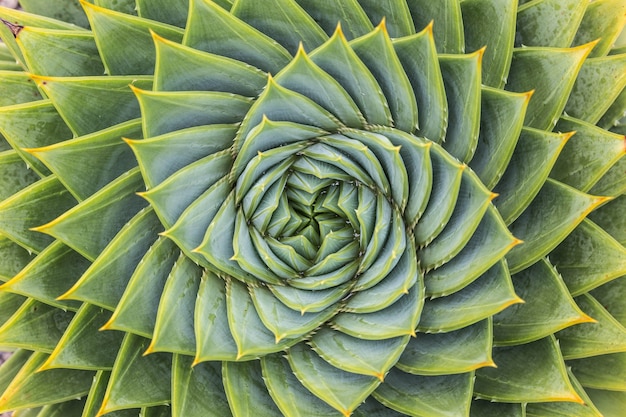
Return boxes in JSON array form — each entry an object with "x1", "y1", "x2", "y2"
[{"x1": 0, "y1": 0, "x2": 625, "y2": 416}]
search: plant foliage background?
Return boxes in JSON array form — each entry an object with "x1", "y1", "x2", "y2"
[{"x1": 0, "y1": 0, "x2": 625, "y2": 416}]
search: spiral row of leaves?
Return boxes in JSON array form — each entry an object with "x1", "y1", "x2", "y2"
[{"x1": 0, "y1": 1, "x2": 625, "y2": 416}]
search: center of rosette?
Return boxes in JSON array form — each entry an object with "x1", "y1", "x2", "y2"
[{"x1": 229, "y1": 131, "x2": 408, "y2": 291}]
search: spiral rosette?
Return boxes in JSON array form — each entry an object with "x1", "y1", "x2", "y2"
[{"x1": 0, "y1": 1, "x2": 625, "y2": 416}]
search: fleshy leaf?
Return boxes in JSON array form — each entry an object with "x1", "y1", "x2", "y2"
[
  {"x1": 99, "y1": 334, "x2": 171, "y2": 415},
  {"x1": 475, "y1": 336, "x2": 582, "y2": 403},
  {"x1": 147, "y1": 253, "x2": 203, "y2": 355},
  {"x1": 43, "y1": 303, "x2": 123, "y2": 371},
  {"x1": 222, "y1": 360, "x2": 282, "y2": 417},
  {"x1": 493, "y1": 258, "x2": 592, "y2": 345},
  {"x1": 261, "y1": 353, "x2": 341, "y2": 417},
  {"x1": 82, "y1": 0, "x2": 184, "y2": 75},
  {"x1": 171, "y1": 355, "x2": 232, "y2": 417},
  {"x1": 0, "y1": 352, "x2": 93, "y2": 413},
  {"x1": 506, "y1": 179, "x2": 606, "y2": 274},
  {"x1": 398, "y1": 319, "x2": 495, "y2": 376},
  {"x1": 419, "y1": 260, "x2": 521, "y2": 333},
  {"x1": 373, "y1": 369, "x2": 474, "y2": 417},
  {"x1": 557, "y1": 293, "x2": 626, "y2": 359},
  {"x1": 287, "y1": 342, "x2": 381, "y2": 416},
  {"x1": 505, "y1": 43, "x2": 594, "y2": 130},
  {"x1": 551, "y1": 219, "x2": 626, "y2": 296}
]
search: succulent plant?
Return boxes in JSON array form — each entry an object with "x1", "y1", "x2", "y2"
[{"x1": 0, "y1": 0, "x2": 625, "y2": 416}]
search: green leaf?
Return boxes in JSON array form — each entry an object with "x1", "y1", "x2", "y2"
[
  {"x1": 551, "y1": 219, "x2": 626, "y2": 296},
  {"x1": 141, "y1": 149, "x2": 232, "y2": 228},
  {"x1": 424, "y1": 205, "x2": 520, "y2": 297},
  {"x1": 414, "y1": 145, "x2": 464, "y2": 246},
  {"x1": 558, "y1": 293, "x2": 626, "y2": 359},
  {"x1": 0, "y1": 100, "x2": 72, "y2": 176},
  {"x1": 373, "y1": 369, "x2": 474, "y2": 417},
  {"x1": 515, "y1": 0, "x2": 587, "y2": 48},
  {"x1": 0, "y1": 71, "x2": 42, "y2": 106},
  {"x1": 230, "y1": 0, "x2": 327, "y2": 54},
  {"x1": 311, "y1": 327, "x2": 410, "y2": 380},
  {"x1": 36, "y1": 168, "x2": 147, "y2": 261},
  {"x1": 165, "y1": 179, "x2": 231, "y2": 265},
  {"x1": 438, "y1": 50, "x2": 482, "y2": 163},
  {"x1": 82, "y1": 371, "x2": 137, "y2": 417},
  {"x1": 398, "y1": 319, "x2": 495, "y2": 376},
  {"x1": 350, "y1": 22, "x2": 418, "y2": 133},
  {"x1": 345, "y1": 235, "x2": 419, "y2": 313},
  {"x1": 0, "y1": 352, "x2": 93, "y2": 413},
  {"x1": 83, "y1": 0, "x2": 184, "y2": 75},
  {"x1": 172, "y1": 355, "x2": 232, "y2": 417},
  {"x1": 222, "y1": 360, "x2": 282, "y2": 417},
  {"x1": 227, "y1": 279, "x2": 297, "y2": 358},
  {"x1": 233, "y1": 118, "x2": 325, "y2": 180},
  {"x1": 42, "y1": 303, "x2": 123, "y2": 371},
  {"x1": 370, "y1": 127, "x2": 433, "y2": 227},
  {"x1": 261, "y1": 354, "x2": 341, "y2": 417},
  {"x1": 310, "y1": 26, "x2": 391, "y2": 126},
  {"x1": 418, "y1": 169, "x2": 493, "y2": 270},
  {"x1": 406, "y1": 0, "x2": 465, "y2": 54},
  {"x1": 470, "y1": 87, "x2": 530, "y2": 189},
  {"x1": 128, "y1": 123, "x2": 235, "y2": 189},
  {"x1": 590, "y1": 276, "x2": 626, "y2": 327},
  {"x1": 183, "y1": 0, "x2": 291, "y2": 74},
  {"x1": 0, "y1": 291, "x2": 25, "y2": 326},
  {"x1": 136, "y1": 0, "x2": 189, "y2": 27},
  {"x1": 356, "y1": 0, "x2": 415, "y2": 37},
  {"x1": 104, "y1": 237, "x2": 178, "y2": 338},
  {"x1": 93, "y1": 0, "x2": 137, "y2": 15},
  {"x1": 392, "y1": 25, "x2": 448, "y2": 143},
  {"x1": 0, "y1": 175, "x2": 76, "y2": 253},
  {"x1": 16, "y1": 27, "x2": 103, "y2": 76},
  {"x1": 287, "y1": 342, "x2": 381, "y2": 416},
  {"x1": 134, "y1": 88, "x2": 252, "y2": 138},
  {"x1": 572, "y1": 0, "x2": 626, "y2": 58},
  {"x1": 588, "y1": 195, "x2": 626, "y2": 246},
  {"x1": 332, "y1": 283, "x2": 422, "y2": 340},
  {"x1": 0, "y1": 6, "x2": 82, "y2": 67},
  {"x1": 0, "y1": 236, "x2": 35, "y2": 283},
  {"x1": 153, "y1": 32, "x2": 267, "y2": 94},
  {"x1": 268, "y1": 281, "x2": 352, "y2": 314},
  {"x1": 551, "y1": 116, "x2": 626, "y2": 192},
  {"x1": 275, "y1": 46, "x2": 364, "y2": 128},
  {"x1": 526, "y1": 369, "x2": 603, "y2": 417},
  {"x1": 586, "y1": 388, "x2": 626, "y2": 417},
  {"x1": 0, "y1": 241, "x2": 86, "y2": 310},
  {"x1": 418, "y1": 260, "x2": 521, "y2": 332},
  {"x1": 99, "y1": 334, "x2": 171, "y2": 414},
  {"x1": 147, "y1": 253, "x2": 203, "y2": 355},
  {"x1": 505, "y1": 43, "x2": 594, "y2": 130},
  {"x1": 475, "y1": 336, "x2": 582, "y2": 403},
  {"x1": 493, "y1": 258, "x2": 592, "y2": 345},
  {"x1": 0, "y1": 350, "x2": 30, "y2": 399},
  {"x1": 589, "y1": 155, "x2": 626, "y2": 197},
  {"x1": 569, "y1": 352, "x2": 626, "y2": 391},
  {"x1": 35, "y1": 76, "x2": 152, "y2": 136},
  {"x1": 19, "y1": 0, "x2": 89, "y2": 28},
  {"x1": 293, "y1": 0, "x2": 372, "y2": 40},
  {"x1": 506, "y1": 179, "x2": 606, "y2": 274},
  {"x1": 193, "y1": 272, "x2": 240, "y2": 362},
  {"x1": 249, "y1": 285, "x2": 337, "y2": 342},
  {"x1": 565, "y1": 54, "x2": 626, "y2": 124},
  {"x1": 493, "y1": 127, "x2": 571, "y2": 224},
  {"x1": 195, "y1": 192, "x2": 258, "y2": 285},
  {"x1": 0, "y1": 298, "x2": 73, "y2": 352},
  {"x1": 29, "y1": 119, "x2": 143, "y2": 201},
  {"x1": 471, "y1": 401, "x2": 525, "y2": 417},
  {"x1": 461, "y1": 0, "x2": 517, "y2": 87}
]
